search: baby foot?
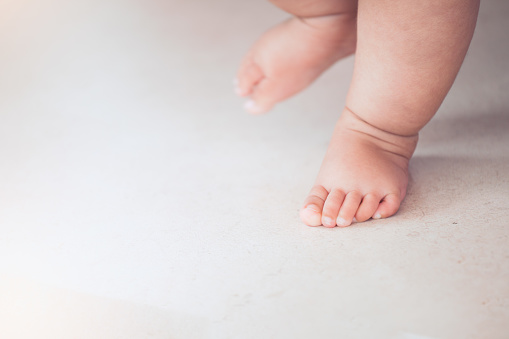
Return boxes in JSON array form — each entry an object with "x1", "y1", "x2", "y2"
[
  {"x1": 300, "y1": 108, "x2": 419, "y2": 227},
  {"x1": 235, "y1": 14, "x2": 357, "y2": 114}
]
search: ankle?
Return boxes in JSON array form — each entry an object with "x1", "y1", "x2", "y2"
[
  {"x1": 292, "y1": 14, "x2": 357, "y2": 56},
  {"x1": 340, "y1": 107, "x2": 419, "y2": 160},
  {"x1": 299, "y1": 12, "x2": 357, "y2": 36}
]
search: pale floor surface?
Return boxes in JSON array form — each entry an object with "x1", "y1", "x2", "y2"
[{"x1": 0, "y1": 0, "x2": 508, "y2": 338}]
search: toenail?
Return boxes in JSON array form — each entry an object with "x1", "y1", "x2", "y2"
[
  {"x1": 337, "y1": 217, "x2": 348, "y2": 226},
  {"x1": 373, "y1": 212, "x2": 382, "y2": 219},
  {"x1": 244, "y1": 100, "x2": 263, "y2": 113},
  {"x1": 323, "y1": 217, "x2": 334, "y2": 226}
]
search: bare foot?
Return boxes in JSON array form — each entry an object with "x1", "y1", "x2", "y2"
[
  {"x1": 235, "y1": 14, "x2": 356, "y2": 114},
  {"x1": 300, "y1": 108, "x2": 419, "y2": 227}
]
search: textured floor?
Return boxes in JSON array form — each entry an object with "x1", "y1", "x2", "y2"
[{"x1": 0, "y1": 0, "x2": 508, "y2": 338}]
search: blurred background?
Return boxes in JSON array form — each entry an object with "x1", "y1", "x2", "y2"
[{"x1": 0, "y1": 0, "x2": 508, "y2": 338}]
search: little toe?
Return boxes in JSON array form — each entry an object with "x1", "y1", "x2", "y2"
[
  {"x1": 301, "y1": 185, "x2": 328, "y2": 227},
  {"x1": 236, "y1": 60, "x2": 263, "y2": 97},
  {"x1": 373, "y1": 193, "x2": 401, "y2": 220},
  {"x1": 321, "y1": 189, "x2": 346, "y2": 228},
  {"x1": 355, "y1": 193, "x2": 382, "y2": 222},
  {"x1": 337, "y1": 191, "x2": 363, "y2": 227}
]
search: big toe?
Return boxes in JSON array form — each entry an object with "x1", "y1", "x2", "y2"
[{"x1": 300, "y1": 185, "x2": 328, "y2": 227}]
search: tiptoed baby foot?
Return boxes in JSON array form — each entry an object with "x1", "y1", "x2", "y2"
[
  {"x1": 235, "y1": 14, "x2": 357, "y2": 114},
  {"x1": 300, "y1": 108, "x2": 419, "y2": 227}
]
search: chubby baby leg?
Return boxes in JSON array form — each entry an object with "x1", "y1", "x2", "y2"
[{"x1": 301, "y1": 0, "x2": 480, "y2": 226}]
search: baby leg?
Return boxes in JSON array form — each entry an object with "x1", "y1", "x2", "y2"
[
  {"x1": 301, "y1": 0, "x2": 480, "y2": 227},
  {"x1": 347, "y1": 0, "x2": 480, "y2": 136}
]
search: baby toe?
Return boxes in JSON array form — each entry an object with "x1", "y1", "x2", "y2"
[
  {"x1": 337, "y1": 190, "x2": 363, "y2": 227},
  {"x1": 355, "y1": 193, "x2": 382, "y2": 222},
  {"x1": 373, "y1": 193, "x2": 401, "y2": 219},
  {"x1": 300, "y1": 185, "x2": 328, "y2": 227},
  {"x1": 321, "y1": 189, "x2": 346, "y2": 228},
  {"x1": 245, "y1": 78, "x2": 288, "y2": 114},
  {"x1": 236, "y1": 60, "x2": 263, "y2": 97}
]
